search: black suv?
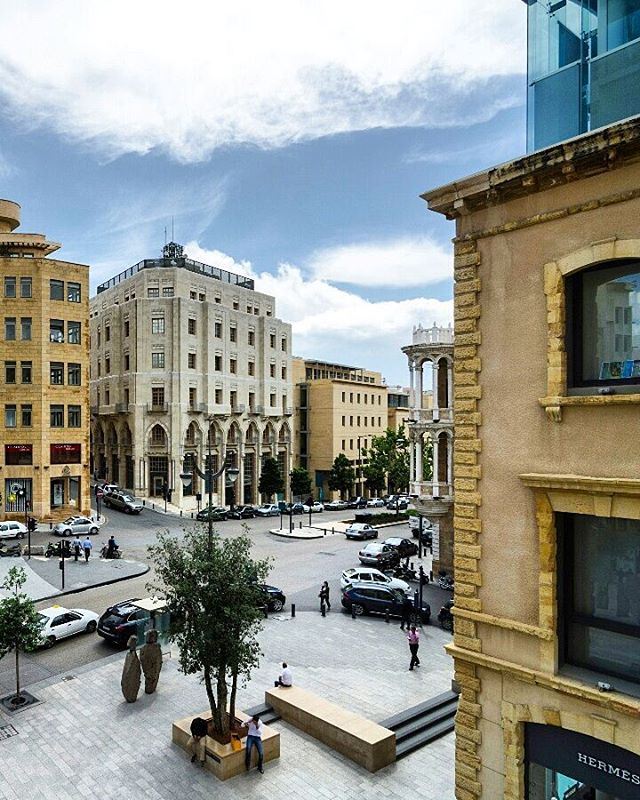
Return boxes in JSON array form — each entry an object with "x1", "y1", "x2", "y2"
[
  {"x1": 347, "y1": 496, "x2": 367, "y2": 509},
  {"x1": 97, "y1": 599, "x2": 150, "y2": 647},
  {"x1": 227, "y1": 506, "x2": 257, "y2": 520},
  {"x1": 382, "y1": 537, "x2": 419, "y2": 559},
  {"x1": 341, "y1": 583, "x2": 430, "y2": 623},
  {"x1": 258, "y1": 584, "x2": 286, "y2": 612}
]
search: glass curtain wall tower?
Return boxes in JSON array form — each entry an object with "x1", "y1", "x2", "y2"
[{"x1": 526, "y1": 0, "x2": 640, "y2": 150}]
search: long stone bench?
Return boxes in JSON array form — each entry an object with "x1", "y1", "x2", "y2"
[{"x1": 265, "y1": 685, "x2": 395, "y2": 772}]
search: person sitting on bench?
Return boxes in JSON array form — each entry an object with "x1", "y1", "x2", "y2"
[{"x1": 274, "y1": 662, "x2": 293, "y2": 687}]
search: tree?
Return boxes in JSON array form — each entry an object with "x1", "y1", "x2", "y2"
[
  {"x1": 148, "y1": 529, "x2": 271, "y2": 739},
  {"x1": 327, "y1": 453, "x2": 355, "y2": 498},
  {"x1": 290, "y1": 467, "x2": 311, "y2": 500},
  {"x1": 258, "y1": 456, "x2": 284, "y2": 500},
  {"x1": 363, "y1": 426, "x2": 410, "y2": 494},
  {"x1": 0, "y1": 567, "x2": 43, "y2": 706}
]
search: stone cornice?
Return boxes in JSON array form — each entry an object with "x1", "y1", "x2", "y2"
[
  {"x1": 423, "y1": 116, "x2": 640, "y2": 220},
  {"x1": 519, "y1": 473, "x2": 640, "y2": 495}
]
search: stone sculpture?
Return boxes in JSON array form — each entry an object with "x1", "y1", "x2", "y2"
[
  {"x1": 139, "y1": 628, "x2": 163, "y2": 694},
  {"x1": 121, "y1": 634, "x2": 141, "y2": 703}
]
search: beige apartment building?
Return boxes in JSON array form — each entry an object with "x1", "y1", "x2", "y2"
[
  {"x1": 424, "y1": 118, "x2": 640, "y2": 799},
  {"x1": 90, "y1": 242, "x2": 292, "y2": 508},
  {"x1": 387, "y1": 386, "x2": 410, "y2": 431},
  {"x1": 0, "y1": 199, "x2": 90, "y2": 520},
  {"x1": 292, "y1": 358, "x2": 388, "y2": 500}
]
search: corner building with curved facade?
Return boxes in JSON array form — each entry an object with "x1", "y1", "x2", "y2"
[{"x1": 89, "y1": 243, "x2": 292, "y2": 509}]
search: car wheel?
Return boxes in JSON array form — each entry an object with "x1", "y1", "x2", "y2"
[
  {"x1": 45, "y1": 636, "x2": 56, "y2": 649},
  {"x1": 351, "y1": 604, "x2": 365, "y2": 616},
  {"x1": 63, "y1": 529, "x2": 72, "y2": 537},
  {"x1": 271, "y1": 599, "x2": 284, "y2": 612},
  {"x1": 85, "y1": 620, "x2": 97, "y2": 633},
  {"x1": 408, "y1": 612, "x2": 421, "y2": 624},
  {"x1": 89, "y1": 527, "x2": 98, "y2": 535}
]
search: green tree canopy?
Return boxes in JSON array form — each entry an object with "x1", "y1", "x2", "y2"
[
  {"x1": 327, "y1": 453, "x2": 355, "y2": 498},
  {"x1": 363, "y1": 426, "x2": 411, "y2": 494},
  {"x1": 290, "y1": 467, "x2": 312, "y2": 500},
  {"x1": 258, "y1": 456, "x2": 284, "y2": 500},
  {"x1": 0, "y1": 567, "x2": 43, "y2": 705},
  {"x1": 148, "y1": 529, "x2": 271, "y2": 737}
]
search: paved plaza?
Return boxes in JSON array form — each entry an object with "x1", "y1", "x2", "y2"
[{"x1": 0, "y1": 607, "x2": 455, "y2": 800}]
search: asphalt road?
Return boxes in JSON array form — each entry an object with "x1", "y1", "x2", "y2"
[{"x1": 11, "y1": 507, "x2": 452, "y2": 689}]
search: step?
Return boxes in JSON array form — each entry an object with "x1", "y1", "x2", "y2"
[
  {"x1": 379, "y1": 690, "x2": 458, "y2": 731},
  {"x1": 244, "y1": 702, "x2": 281, "y2": 725},
  {"x1": 392, "y1": 700, "x2": 457, "y2": 743},
  {"x1": 395, "y1": 716, "x2": 456, "y2": 759}
]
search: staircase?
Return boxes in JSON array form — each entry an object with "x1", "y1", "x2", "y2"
[
  {"x1": 244, "y1": 701, "x2": 281, "y2": 725},
  {"x1": 379, "y1": 690, "x2": 458, "y2": 758}
]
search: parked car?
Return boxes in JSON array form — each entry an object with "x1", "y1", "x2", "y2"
[
  {"x1": 302, "y1": 501, "x2": 324, "y2": 513},
  {"x1": 38, "y1": 605, "x2": 100, "y2": 648},
  {"x1": 383, "y1": 537, "x2": 419, "y2": 559},
  {"x1": 52, "y1": 516, "x2": 101, "y2": 537},
  {"x1": 409, "y1": 516, "x2": 433, "y2": 544},
  {"x1": 227, "y1": 505, "x2": 257, "y2": 519},
  {"x1": 256, "y1": 583, "x2": 287, "y2": 612},
  {"x1": 358, "y1": 542, "x2": 401, "y2": 569},
  {"x1": 325, "y1": 499, "x2": 348, "y2": 511},
  {"x1": 344, "y1": 523, "x2": 378, "y2": 540},
  {"x1": 195, "y1": 505, "x2": 227, "y2": 522},
  {"x1": 366, "y1": 498, "x2": 385, "y2": 508},
  {"x1": 340, "y1": 567, "x2": 411, "y2": 594},
  {"x1": 341, "y1": 583, "x2": 431, "y2": 623},
  {"x1": 0, "y1": 520, "x2": 27, "y2": 539},
  {"x1": 104, "y1": 491, "x2": 143, "y2": 514},
  {"x1": 387, "y1": 498, "x2": 409, "y2": 511},
  {"x1": 287, "y1": 502, "x2": 305, "y2": 515},
  {"x1": 97, "y1": 598, "x2": 150, "y2": 647},
  {"x1": 255, "y1": 503, "x2": 280, "y2": 517},
  {"x1": 346, "y1": 496, "x2": 367, "y2": 509},
  {"x1": 96, "y1": 482, "x2": 119, "y2": 496}
]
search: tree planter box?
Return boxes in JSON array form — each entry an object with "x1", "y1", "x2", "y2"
[{"x1": 172, "y1": 710, "x2": 280, "y2": 781}]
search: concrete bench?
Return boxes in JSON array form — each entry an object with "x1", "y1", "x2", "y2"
[{"x1": 265, "y1": 685, "x2": 395, "y2": 772}]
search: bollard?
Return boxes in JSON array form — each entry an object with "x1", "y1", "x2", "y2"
[
  {"x1": 191, "y1": 512, "x2": 194, "y2": 519},
  {"x1": 291, "y1": 603, "x2": 296, "y2": 618},
  {"x1": 143, "y1": 499, "x2": 146, "y2": 507},
  {"x1": 332, "y1": 527, "x2": 334, "y2": 535},
  {"x1": 385, "y1": 610, "x2": 390, "y2": 624},
  {"x1": 430, "y1": 570, "x2": 433, "y2": 582},
  {"x1": 263, "y1": 605, "x2": 269, "y2": 619},
  {"x1": 180, "y1": 510, "x2": 183, "y2": 517},
  {"x1": 152, "y1": 503, "x2": 155, "y2": 510},
  {"x1": 410, "y1": 561, "x2": 414, "y2": 571},
  {"x1": 351, "y1": 606, "x2": 356, "y2": 619},
  {"x1": 299, "y1": 521, "x2": 302, "y2": 529},
  {"x1": 323, "y1": 530, "x2": 326, "y2": 536}
]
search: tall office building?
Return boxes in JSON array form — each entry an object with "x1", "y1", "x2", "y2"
[
  {"x1": 0, "y1": 199, "x2": 90, "y2": 520},
  {"x1": 526, "y1": 0, "x2": 640, "y2": 150},
  {"x1": 90, "y1": 242, "x2": 292, "y2": 509}
]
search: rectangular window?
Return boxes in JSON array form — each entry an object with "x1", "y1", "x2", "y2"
[
  {"x1": 147, "y1": 287, "x2": 159, "y2": 298},
  {"x1": 50, "y1": 443, "x2": 81, "y2": 464},
  {"x1": 105, "y1": 388, "x2": 110, "y2": 405},
  {"x1": 5, "y1": 361, "x2": 16, "y2": 383},
  {"x1": 342, "y1": 416, "x2": 346, "y2": 425},
  {"x1": 105, "y1": 357, "x2": 110, "y2": 374},
  {"x1": 281, "y1": 337, "x2": 287, "y2": 352},
  {"x1": 151, "y1": 317, "x2": 165, "y2": 335},
  {"x1": 350, "y1": 392, "x2": 353, "y2": 402},
  {"x1": 67, "y1": 282, "x2": 81, "y2": 302},
  {"x1": 249, "y1": 391, "x2": 255, "y2": 410},
  {"x1": 233, "y1": 300, "x2": 239, "y2": 310},
  {"x1": 5, "y1": 444, "x2": 32, "y2": 465},
  {"x1": 188, "y1": 352, "x2": 196, "y2": 369},
  {"x1": 124, "y1": 320, "x2": 130, "y2": 337},
  {"x1": 270, "y1": 393, "x2": 276, "y2": 407},
  {"x1": 105, "y1": 325, "x2": 110, "y2": 342},
  {"x1": 214, "y1": 355, "x2": 222, "y2": 371},
  {"x1": 50, "y1": 319, "x2": 64, "y2": 343},
  {"x1": 4, "y1": 317, "x2": 15, "y2": 340},
  {"x1": 97, "y1": 360, "x2": 101, "y2": 377},
  {"x1": 248, "y1": 361, "x2": 255, "y2": 376},
  {"x1": 199, "y1": 293, "x2": 205, "y2": 302},
  {"x1": 4, "y1": 277, "x2": 16, "y2": 298},
  {"x1": 215, "y1": 388, "x2": 223, "y2": 404},
  {"x1": 281, "y1": 365, "x2": 287, "y2": 380},
  {"x1": 50, "y1": 280, "x2": 64, "y2": 300},
  {"x1": 188, "y1": 318, "x2": 196, "y2": 335},
  {"x1": 20, "y1": 317, "x2": 31, "y2": 340},
  {"x1": 68, "y1": 405, "x2": 81, "y2": 428},
  {"x1": 50, "y1": 404, "x2": 64, "y2": 427},
  {"x1": 68, "y1": 363, "x2": 81, "y2": 385},
  {"x1": 190, "y1": 290, "x2": 197, "y2": 300},
  {"x1": 124, "y1": 354, "x2": 130, "y2": 371},
  {"x1": 230, "y1": 390, "x2": 237, "y2": 408},
  {"x1": 214, "y1": 321, "x2": 222, "y2": 338},
  {"x1": 21, "y1": 404, "x2": 32, "y2": 427},
  {"x1": 68, "y1": 321, "x2": 81, "y2": 344},
  {"x1": 162, "y1": 286, "x2": 174, "y2": 297},
  {"x1": 21, "y1": 361, "x2": 31, "y2": 384},
  {"x1": 151, "y1": 387, "x2": 165, "y2": 407},
  {"x1": 20, "y1": 277, "x2": 31, "y2": 298},
  {"x1": 341, "y1": 391, "x2": 346, "y2": 402},
  {"x1": 270, "y1": 363, "x2": 276, "y2": 378},
  {"x1": 5, "y1": 405, "x2": 16, "y2": 428},
  {"x1": 248, "y1": 330, "x2": 255, "y2": 346},
  {"x1": 270, "y1": 333, "x2": 276, "y2": 348},
  {"x1": 230, "y1": 326, "x2": 237, "y2": 342},
  {"x1": 230, "y1": 358, "x2": 237, "y2": 374},
  {"x1": 560, "y1": 513, "x2": 640, "y2": 684},
  {"x1": 50, "y1": 362, "x2": 64, "y2": 384},
  {"x1": 151, "y1": 352, "x2": 165, "y2": 369},
  {"x1": 189, "y1": 387, "x2": 197, "y2": 409}
]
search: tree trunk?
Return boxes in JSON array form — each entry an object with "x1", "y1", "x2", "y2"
[
  {"x1": 15, "y1": 645, "x2": 20, "y2": 701},
  {"x1": 215, "y1": 665, "x2": 229, "y2": 736},
  {"x1": 229, "y1": 668, "x2": 238, "y2": 726},
  {"x1": 204, "y1": 664, "x2": 219, "y2": 730}
]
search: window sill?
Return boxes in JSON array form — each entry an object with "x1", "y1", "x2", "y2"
[
  {"x1": 559, "y1": 664, "x2": 640, "y2": 703},
  {"x1": 539, "y1": 393, "x2": 640, "y2": 422}
]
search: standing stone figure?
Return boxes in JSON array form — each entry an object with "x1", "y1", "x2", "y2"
[
  {"x1": 121, "y1": 634, "x2": 141, "y2": 703},
  {"x1": 139, "y1": 628, "x2": 163, "y2": 694}
]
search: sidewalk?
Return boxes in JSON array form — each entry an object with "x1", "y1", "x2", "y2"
[{"x1": 0, "y1": 609, "x2": 454, "y2": 800}]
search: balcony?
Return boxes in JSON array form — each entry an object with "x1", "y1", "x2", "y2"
[
  {"x1": 410, "y1": 481, "x2": 453, "y2": 516},
  {"x1": 409, "y1": 407, "x2": 453, "y2": 425},
  {"x1": 189, "y1": 402, "x2": 207, "y2": 414},
  {"x1": 231, "y1": 403, "x2": 246, "y2": 415},
  {"x1": 147, "y1": 402, "x2": 168, "y2": 414},
  {"x1": 249, "y1": 405, "x2": 264, "y2": 415},
  {"x1": 115, "y1": 402, "x2": 130, "y2": 413},
  {"x1": 283, "y1": 406, "x2": 293, "y2": 416}
]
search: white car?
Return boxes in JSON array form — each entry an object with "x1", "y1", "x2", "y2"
[
  {"x1": 325, "y1": 500, "x2": 348, "y2": 511},
  {"x1": 37, "y1": 605, "x2": 100, "y2": 648},
  {"x1": 366, "y1": 498, "x2": 385, "y2": 508},
  {"x1": 52, "y1": 516, "x2": 102, "y2": 537},
  {"x1": 255, "y1": 503, "x2": 281, "y2": 517},
  {"x1": 0, "y1": 520, "x2": 27, "y2": 539},
  {"x1": 340, "y1": 567, "x2": 411, "y2": 595},
  {"x1": 302, "y1": 502, "x2": 324, "y2": 513},
  {"x1": 344, "y1": 523, "x2": 378, "y2": 540}
]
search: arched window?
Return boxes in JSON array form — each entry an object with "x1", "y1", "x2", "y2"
[{"x1": 150, "y1": 424, "x2": 167, "y2": 446}]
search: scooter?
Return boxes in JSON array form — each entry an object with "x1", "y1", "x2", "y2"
[
  {"x1": 438, "y1": 571, "x2": 454, "y2": 592},
  {"x1": 101, "y1": 542, "x2": 122, "y2": 559},
  {"x1": 45, "y1": 541, "x2": 71, "y2": 558},
  {"x1": 438, "y1": 599, "x2": 454, "y2": 631}
]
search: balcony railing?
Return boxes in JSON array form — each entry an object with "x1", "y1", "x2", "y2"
[
  {"x1": 189, "y1": 402, "x2": 207, "y2": 413},
  {"x1": 231, "y1": 403, "x2": 246, "y2": 415},
  {"x1": 115, "y1": 402, "x2": 129, "y2": 413},
  {"x1": 410, "y1": 481, "x2": 453, "y2": 499},
  {"x1": 147, "y1": 402, "x2": 168, "y2": 414},
  {"x1": 283, "y1": 406, "x2": 293, "y2": 416},
  {"x1": 409, "y1": 407, "x2": 453, "y2": 424}
]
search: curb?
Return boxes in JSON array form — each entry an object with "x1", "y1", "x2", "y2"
[{"x1": 36, "y1": 562, "x2": 151, "y2": 604}]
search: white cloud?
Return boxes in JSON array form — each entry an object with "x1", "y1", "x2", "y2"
[
  {"x1": 0, "y1": 1, "x2": 525, "y2": 162},
  {"x1": 307, "y1": 237, "x2": 451, "y2": 287},
  {"x1": 183, "y1": 242, "x2": 452, "y2": 383}
]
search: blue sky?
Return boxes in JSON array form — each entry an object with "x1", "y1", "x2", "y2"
[{"x1": 0, "y1": 1, "x2": 527, "y2": 386}]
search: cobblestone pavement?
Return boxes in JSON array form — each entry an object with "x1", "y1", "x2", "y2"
[{"x1": 0, "y1": 609, "x2": 455, "y2": 800}]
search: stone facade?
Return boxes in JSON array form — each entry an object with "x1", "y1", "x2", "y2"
[
  {"x1": 423, "y1": 118, "x2": 640, "y2": 799},
  {"x1": 90, "y1": 243, "x2": 292, "y2": 508},
  {"x1": 0, "y1": 199, "x2": 91, "y2": 521}
]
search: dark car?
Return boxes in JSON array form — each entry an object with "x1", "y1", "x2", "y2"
[
  {"x1": 97, "y1": 598, "x2": 150, "y2": 647},
  {"x1": 257, "y1": 583, "x2": 286, "y2": 612},
  {"x1": 341, "y1": 583, "x2": 430, "y2": 623},
  {"x1": 196, "y1": 505, "x2": 228, "y2": 522},
  {"x1": 287, "y1": 502, "x2": 305, "y2": 515},
  {"x1": 383, "y1": 537, "x2": 419, "y2": 559},
  {"x1": 387, "y1": 498, "x2": 409, "y2": 511},
  {"x1": 104, "y1": 491, "x2": 143, "y2": 514},
  {"x1": 227, "y1": 505, "x2": 257, "y2": 520},
  {"x1": 346, "y1": 496, "x2": 367, "y2": 509}
]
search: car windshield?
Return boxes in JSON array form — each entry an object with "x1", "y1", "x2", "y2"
[
  {"x1": 122, "y1": 495, "x2": 134, "y2": 502},
  {"x1": 36, "y1": 614, "x2": 48, "y2": 625},
  {"x1": 63, "y1": 517, "x2": 76, "y2": 524},
  {"x1": 391, "y1": 589, "x2": 404, "y2": 602}
]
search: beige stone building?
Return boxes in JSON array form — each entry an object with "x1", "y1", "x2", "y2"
[
  {"x1": 386, "y1": 386, "x2": 410, "y2": 431},
  {"x1": 292, "y1": 357, "x2": 388, "y2": 500},
  {"x1": 424, "y1": 118, "x2": 640, "y2": 799},
  {"x1": 0, "y1": 199, "x2": 90, "y2": 520},
  {"x1": 90, "y1": 242, "x2": 292, "y2": 508}
]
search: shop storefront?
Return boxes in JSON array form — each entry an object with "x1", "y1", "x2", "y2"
[{"x1": 526, "y1": 723, "x2": 640, "y2": 800}]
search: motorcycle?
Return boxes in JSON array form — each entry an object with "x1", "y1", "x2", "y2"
[
  {"x1": 101, "y1": 542, "x2": 122, "y2": 559},
  {"x1": 438, "y1": 571, "x2": 454, "y2": 592},
  {"x1": 0, "y1": 541, "x2": 22, "y2": 557},
  {"x1": 389, "y1": 562, "x2": 429, "y2": 585},
  {"x1": 45, "y1": 541, "x2": 71, "y2": 558},
  {"x1": 438, "y1": 599, "x2": 454, "y2": 631}
]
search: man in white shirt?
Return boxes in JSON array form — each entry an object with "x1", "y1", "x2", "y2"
[
  {"x1": 274, "y1": 662, "x2": 292, "y2": 687},
  {"x1": 245, "y1": 714, "x2": 264, "y2": 774}
]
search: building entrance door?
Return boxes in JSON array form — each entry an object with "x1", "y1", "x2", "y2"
[{"x1": 51, "y1": 479, "x2": 64, "y2": 508}]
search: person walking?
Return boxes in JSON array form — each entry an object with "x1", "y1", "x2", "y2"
[
  {"x1": 245, "y1": 714, "x2": 265, "y2": 774},
  {"x1": 82, "y1": 536, "x2": 93, "y2": 562},
  {"x1": 72, "y1": 536, "x2": 82, "y2": 562},
  {"x1": 400, "y1": 597, "x2": 412, "y2": 631},
  {"x1": 407, "y1": 624, "x2": 420, "y2": 670},
  {"x1": 319, "y1": 581, "x2": 331, "y2": 612}
]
